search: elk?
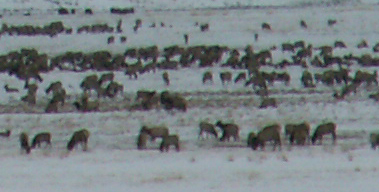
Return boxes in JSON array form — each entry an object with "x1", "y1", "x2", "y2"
[
  {"x1": 215, "y1": 120, "x2": 239, "y2": 142},
  {"x1": 67, "y1": 129, "x2": 90, "y2": 151},
  {"x1": 31, "y1": 132, "x2": 52, "y2": 149}
]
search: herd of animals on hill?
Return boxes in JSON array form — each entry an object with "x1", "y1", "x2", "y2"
[{"x1": 1, "y1": 7, "x2": 379, "y2": 155}]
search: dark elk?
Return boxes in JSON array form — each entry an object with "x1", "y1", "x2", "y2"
[
  {"x1": 31, "y1": 132, "x2": 52, "y2": 149},
  {"x1": 19, "y1": 132, "x2": 31, "y2": 154},
  {"x1": 67, "y1": 129, "x2": 90, "y2": 151}
]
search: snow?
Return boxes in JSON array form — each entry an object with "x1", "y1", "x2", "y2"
[{"x1": 1, "y1": 0, "x2": 379, "y2": 191}]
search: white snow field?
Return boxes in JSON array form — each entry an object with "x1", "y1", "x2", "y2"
[{"x1": 1, "y1": 0, "x2": 379, "y2": 192}]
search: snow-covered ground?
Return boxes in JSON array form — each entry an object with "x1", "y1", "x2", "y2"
[{"x1": 1, "y1": 0, "x2": 379, "y2": 192}]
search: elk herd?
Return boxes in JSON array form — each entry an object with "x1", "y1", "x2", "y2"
[
  {"x1": 2, "y1": 128, "x2": 90, "y2": 155},
  {"x1": 1, "y1": 8, "x2": 379, "y2": 156},
  {"x1": 6, "y1": 119, "x2": 379, "y2": 155}
]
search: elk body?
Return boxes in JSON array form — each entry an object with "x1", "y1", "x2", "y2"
[
  {"x1": 67, "y1": 129, "x2": 90, "y2": 151},
  {"x1": 31, "y1": 132, "x2": 52, "y2": 149}
]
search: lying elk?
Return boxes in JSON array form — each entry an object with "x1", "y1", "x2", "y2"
[
  {"x1": 136, "y1": 90, "x2": 156, "y2": 101},
  {"x1": 67, "y1": 129, "x2": 90, "y2": 151},
  {"x1": 250, "y1": 124, "x2": 281, "y2": 151},
  {"x1": 19, "y1": 132, "x2": 31, "y2": 154},
  {"x1": 31, "y1": 132, "x2": 52, "y2": 149},
  {"x1": 215, "y1": 120, "x2": 239, "y2": 142},
  {"x1": 140, "y1": 125, "x2": 169, "y2": 141},
  {"x1": 160, "y1": 91, "x2": 187, "y2": 112},
  {"x1": 370, "y1": 133, "x2": 379, "y2": 150},
  {"x1": 160, "y1": 135, "x2": 180, "y2": 152},
  {"x1": 0, "y1": 130, "x2": 11, "y2": 137},
  {"x1": 311, "y1": 122, "x2": 337, "y2": 145},
  {"x1": 198, "y1": 121, "x2": 218, "y2": 139}
]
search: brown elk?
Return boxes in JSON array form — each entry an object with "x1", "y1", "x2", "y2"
[
  {"x1": 31, "y1": 132, "x2": 52, "y2": 149},
  {"x1": 311, "y1": 122, "x2": 337, "y2": 145},
  {"x1": 215, "y1": 121, "x2": 239, "y2": 142},
  {"x1": 19, "y1": 132, "x2": 31, "y2": 154},
  {"x1": 160, "y1": 135, "x2": 180, "y2": 152},
  {"x1": 67, "y1": 129, "x2": 90, "y2": 151}
]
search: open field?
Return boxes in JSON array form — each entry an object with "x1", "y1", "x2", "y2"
[{"x1": 1, "y1": 0, "x2": 379, "y2": 191}]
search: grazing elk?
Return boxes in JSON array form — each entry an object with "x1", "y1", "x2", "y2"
[
  {"x1": 311, "y1": 122, "x2": 337, "y2": 145},
  {"x1": 327, "y1": 19, "x2": 337, "y2": 26},
  {"x1": 250, "y1": 124, "x2": 281, "y2": 151},
  {"x1": 357, "y1": 40, "x2": 368, "y2": 48},
  {"x1": 120, "y1": 36, "x2": 127, "y2": 43},
  {"x1": 160, "y1": 135, "x2": 180, "y2": 152},
  {"x1": 202, "y1": 71, "x2": 213, "y2": 84},
  {"x1": 200, "y1": 23, "x2": 209, "y2": 32},
  {"x1": 198, "y1": 121, "x2": 218, "y2": 139},
  {"x1": 45, "y1": 81, "x2": 62, "y2": 95},
  {"x1": 98, "y1": 72, "x2": 114, "y2": 86},
  {"x1": 73, "y1": 100, "x2": 99, "y2": 112},
  {"x1": 80, "y1": 74, "x2": 99, "y2": 95},
  {"x1": 19, "y1": 132, "x2": 31, "y2": 154},
  {"x1": 215, "y1": 120, "x2": 239, "y2": 142},
  {"x1": 234, "y1": 72, "x2": 246, "y2": 83},
  {"x1": 261, "y1": 22, "x2": 271, "y2": 30},
  {"x1": 31, "y1": 132, "x2": 52, "y2": 149},
  {"x1": 220, "y1": 71, "x2": 232, "y2": 85},
  {"x1": 140, "y1": 125, "x2": 169, "y2": 142},
  {"x1": 107, "y1": 36, "x2": 115, "y2": 44},
  {"x1": 286, "y1": 122, "x2": 311, "y2": 145},
  {"x1": 67, "y1": 129, "x2": 90, "y2": 151}
]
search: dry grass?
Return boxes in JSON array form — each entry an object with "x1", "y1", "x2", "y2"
[{"x1": 141, "y1": 173, "x2": 184, "y2": 184}]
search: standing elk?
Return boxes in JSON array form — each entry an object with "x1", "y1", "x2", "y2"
[
  {"x1": 311, "y1": 122, "x2": 337, "y2": 145},
  {"x1": 202, "y1": 71, "x2": 213, "y2": 84},
  {"x1": 215, "y1": 120, "x2": 239, "y2": 142},
  {"x1": 31, "y1": 132, "x2": 52, "y2": 149},
  {"x1": 19, "y1": 132, "x2": 31, "y2": 154},
  {"x1": 250, "y1": 124, "x2": 281, "y2": 151},
  {"x1": 160, "y1": 135, "x2": 180, "y2": 152},
  {"x1": 140, "y1": 125, "x2": 169, "y2": 141},
  {"x1": 198, "y1": 121, "x2": 218, "y2": 139},
  {"x1": 261, "y1": 22, "x2": 271, "y2": 30},
  {"x1": 67, "y1": 129, "x2": 90, "y2": 151},
  {"x1": 220, "y1": 71, "x2": 232, "y2": 85}
]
